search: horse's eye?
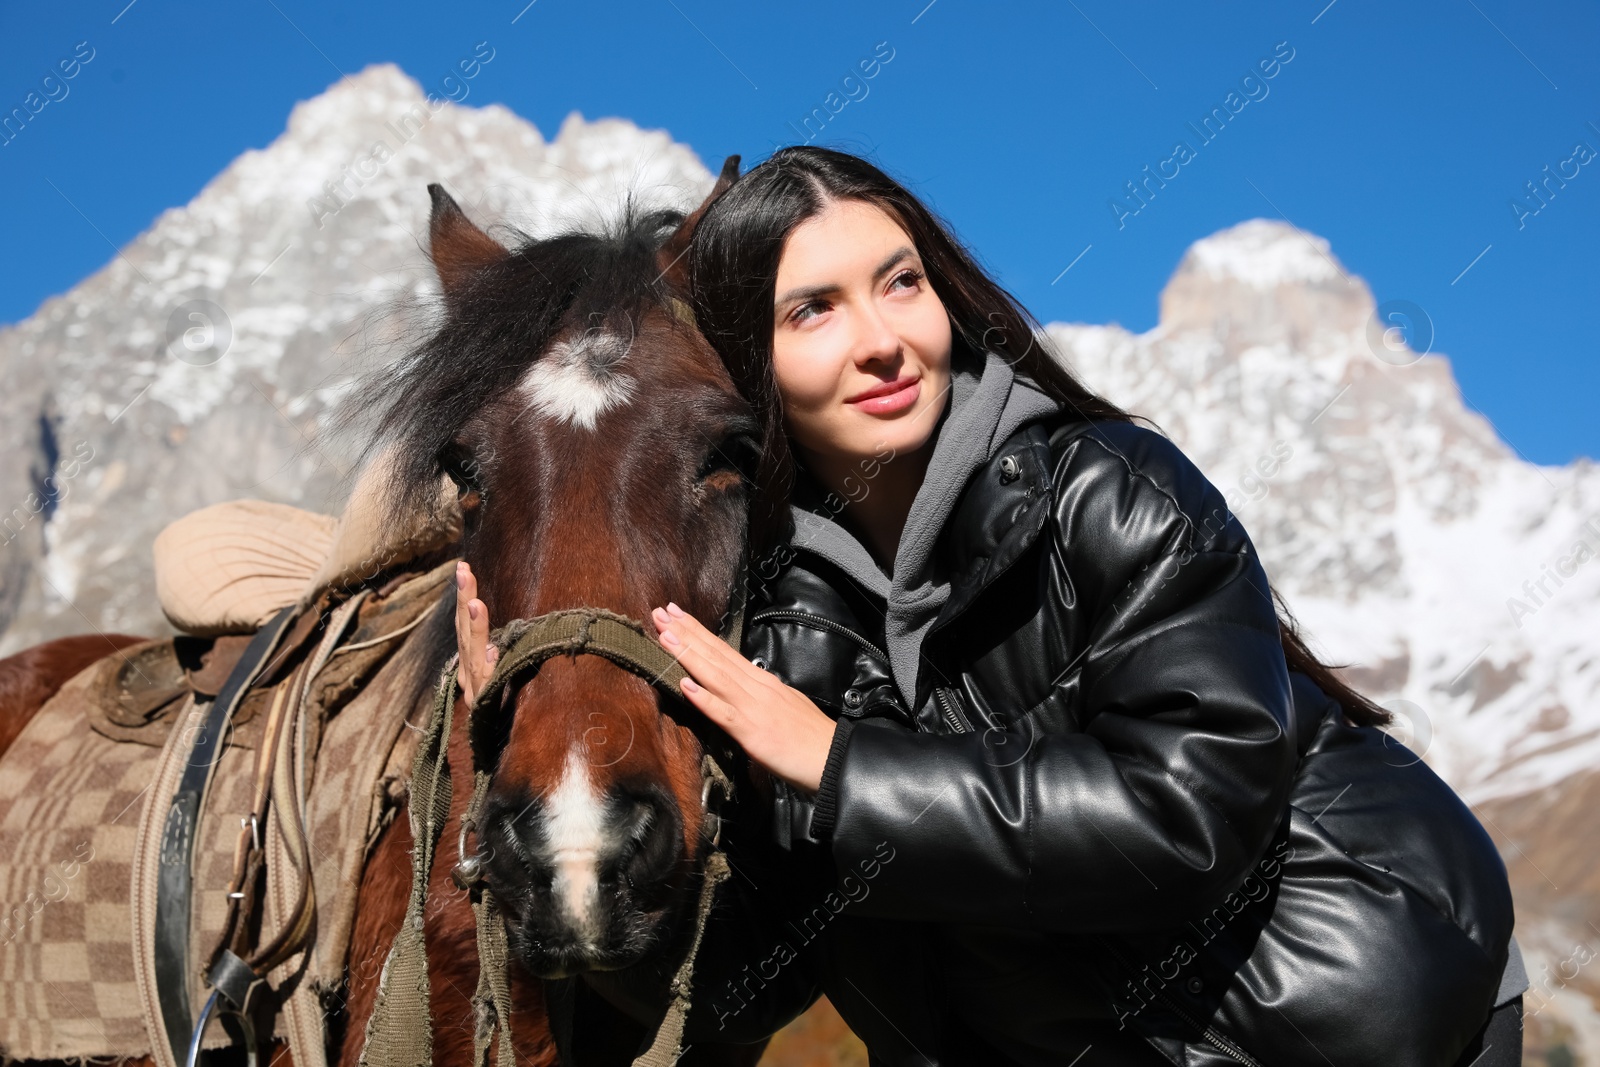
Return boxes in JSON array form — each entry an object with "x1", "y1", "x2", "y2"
[
  {"x1": 698, "y1": 433, "x2": 761, "y2": 486},
  {"x1": 440, "y1": 443, "x2": 484, "y2": 502}
]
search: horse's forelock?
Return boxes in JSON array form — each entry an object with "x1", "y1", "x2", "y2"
[{"x1": 351, "y1": 206, "x2": 688, "y2": 532}]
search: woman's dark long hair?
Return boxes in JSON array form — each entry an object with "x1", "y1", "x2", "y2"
[{"x1": 685, "y1": 144, "x2": 1389, "y2": 728}]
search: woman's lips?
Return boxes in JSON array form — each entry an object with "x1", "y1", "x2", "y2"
[{"x1": 846, "y1": 377, "x2": 920, "y2": 414}]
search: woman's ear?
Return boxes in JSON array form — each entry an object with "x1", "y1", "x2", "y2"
[
  {"x1": 426, "y1": 182, "x2": 508, "y2": 314},
  {"x1": 656, "y1": 154, "x2": 741, "y2": 293}
]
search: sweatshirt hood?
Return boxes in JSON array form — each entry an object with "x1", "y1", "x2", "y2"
[{"x1": 786, "y1": 344, "x2": 1064, "y2": 709}]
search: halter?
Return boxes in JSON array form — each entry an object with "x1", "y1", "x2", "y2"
[{"x1": 358, "y1": 561, "x2": 749, "y2": 1067}]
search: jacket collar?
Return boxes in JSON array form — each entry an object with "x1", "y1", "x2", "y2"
[{"x1": 927, "y1": 417, "x2": 1061, "y2": 633}]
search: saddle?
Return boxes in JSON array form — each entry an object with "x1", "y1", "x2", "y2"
[{"x1": 0, "y1": 449, "x2": 463, "y2": 1067}]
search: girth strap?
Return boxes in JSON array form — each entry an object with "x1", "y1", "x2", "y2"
[{"x1": 153, "y1": 603, "x2": 302, "y2": 1067}]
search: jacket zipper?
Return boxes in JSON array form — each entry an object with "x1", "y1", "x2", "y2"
[
  {"x1": 934, "y1": 686, "x2": 973, "y2": 734},
  {"x1": 746, "y1": 609, "x2": 890, "y2": 665},
  {"x1": 1093, "y1": 937, "x2": 1262, "y2": 1067}
]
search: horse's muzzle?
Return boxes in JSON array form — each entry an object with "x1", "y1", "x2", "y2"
[{"x1": 480, "y1": 775, "x2": 690, "y2": 977}]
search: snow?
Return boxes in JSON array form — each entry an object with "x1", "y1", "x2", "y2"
[{"x1": 1184, "y1": 218, "x2": 1344, "y2": 289}]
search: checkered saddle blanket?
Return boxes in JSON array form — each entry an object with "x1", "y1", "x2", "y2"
[{"x1": 0, "y1": 559, "x2": 453, "y2": 1063}]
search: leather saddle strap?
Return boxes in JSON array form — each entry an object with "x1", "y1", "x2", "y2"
[
  {"x1": 212, "y1": 669, "x2": 299, "y2": 969},
  {"x1": 154, "y1": 603, "x2": 302, "y2": 1067},
  {"x1": 252, "y1": 590, "x2": 369, "y2": 974}
]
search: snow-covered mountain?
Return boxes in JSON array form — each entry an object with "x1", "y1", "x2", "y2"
[
  {"x1": 1053, "y1": 219, "x2": 1600, "y2": 807},
  {"x1": 1, "y1": 63, "x2": 1594, "y2": 1062}
]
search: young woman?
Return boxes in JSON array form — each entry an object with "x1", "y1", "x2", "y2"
[{"x1": 458, "y1": 147, "x2": 1526, "y2": 1066}]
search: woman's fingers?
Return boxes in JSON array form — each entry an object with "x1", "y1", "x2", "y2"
[
  {"x1": 455, "y1": 561, "x2": 493, "y2": 704},
  {"x1": 655, "y1": 603, "x2": 743, "y2": 671},
  {"x1": 650, "y1": 601, "x2": 834, "y2": 793},
  {"x1": 657, "y1": 631, "x2": 745, "y2": 741},
  {"x1": 652, "y1": 604, "x2": 758, "y2": 700},
  {"x1": 654, "y1": 603, "x2": 830, "y2": 792},
  {"x1": 454, "y1": 561, "x2": 475, "y2": 700}
]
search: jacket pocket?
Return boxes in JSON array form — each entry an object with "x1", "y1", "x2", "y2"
[
  {"x1": 748, "y1": 607, "x2": 912, "y2": 726},
  {"x1": 746, "y1": 609, "x2": 912, "y2": 849}
]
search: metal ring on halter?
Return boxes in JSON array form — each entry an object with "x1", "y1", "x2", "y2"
[
  {"x1": 451, "y1": 816, "x2": 486, "y2": 892},
  {"x1": 185, "y1": 989, "x2": 258, "y2": 1067},
  {"x1": 699, "y1": 776, "x2": 724, "y2": 847}
]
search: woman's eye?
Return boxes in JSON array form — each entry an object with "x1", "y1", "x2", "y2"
[
  {"x1": 791, "y1": 300, "x2": 828, "y2": 324},
  {"x1": 889, "y1": 268, "x2": 924, "y2": 293}
]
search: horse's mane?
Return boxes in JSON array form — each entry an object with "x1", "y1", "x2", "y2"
[{"x1": 332, "y1": 201, "x2": 689, "y2": 536}]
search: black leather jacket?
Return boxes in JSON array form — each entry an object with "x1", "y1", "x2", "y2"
[
  {"x1": 557, "y1": 414, "x2": 1517, "y2": 1067},
  {"x1": 704, "y1": 414, "x2": 1516, "y2": 1067}
]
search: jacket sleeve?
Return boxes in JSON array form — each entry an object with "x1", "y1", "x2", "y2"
[{"x1": 808, "y1": 424, "x2": 1299, "y2": 933}]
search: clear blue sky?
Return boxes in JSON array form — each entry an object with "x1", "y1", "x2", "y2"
[{"x1": 2, "y1": 1, "x2": 1595, "y2": 463}]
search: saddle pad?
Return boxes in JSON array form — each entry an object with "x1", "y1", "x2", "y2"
[
  {"x1": 0, "y1": 666, "x2": 263, "y2": 1060},
  {"x1": 0, "y1": 559, "x2": 452, "y2": 1061}
]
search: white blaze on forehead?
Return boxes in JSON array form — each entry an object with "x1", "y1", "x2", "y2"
[
  {"x1": 545, "y1": 749, "x2": 607, "y2": 941},
  {"x1": 519, "y1": 329, "x2": 636, "y2": 430}
]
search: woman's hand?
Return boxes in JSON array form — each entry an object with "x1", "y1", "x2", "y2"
[
  {"x1": 650, "y1": 602, "x2": 837, "y2": 794},
  {"x1": 455, "y1": 561, "x2": 499, "y2": 705}
]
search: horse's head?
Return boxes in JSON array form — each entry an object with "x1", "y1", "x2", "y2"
[{"x1": 367, "y1": 161, "x2": 755, "y2": 979}]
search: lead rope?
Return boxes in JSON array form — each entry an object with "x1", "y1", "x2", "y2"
[
  {"x1": 462, "y1": 765, "x2": 514, "y2": 1067},
  {"x1": 629, "y1": 843, "x2": 730, "y2": 1067},
  {"x1": 357, "y1": 657, "x2": 458, "y2": 1067},
  {"x1": 359, "y1": 564, "x2": 749, "y2": 1067}
]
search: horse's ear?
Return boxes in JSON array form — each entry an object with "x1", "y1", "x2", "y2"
[
  {"x1": 656, "y1": 154, "x2": 740, "y2": 292},
  {"x1": 427, "y1": 183, "x2": 507, "y2": 310}
]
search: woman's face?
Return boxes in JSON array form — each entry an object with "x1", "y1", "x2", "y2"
[{"x1": 771, "y1": 198, "x2": 953, "y2": 473}]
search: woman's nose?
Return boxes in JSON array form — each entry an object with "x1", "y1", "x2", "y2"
[{"x1": 853, "y1": 302, "x2": 901, "y2": 363}]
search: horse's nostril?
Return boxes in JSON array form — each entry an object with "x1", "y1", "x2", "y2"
[
  {"x1": 495, "y1": 807, "x2": 541, "y2": 865},
  {"x1": 612, "y1": 788, "x2": 683, "y2": 899}
]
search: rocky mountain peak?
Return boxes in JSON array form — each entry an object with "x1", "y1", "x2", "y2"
[
  {"x1": 1158, "y1": 218, "x2": 1375, "y2": 352},
  {"x1": 0, "y1": 64, "x2": 713, "y2": 656},
  {"x1": 1182, "y1": 217, "x2": 1344, "y2": 288}
]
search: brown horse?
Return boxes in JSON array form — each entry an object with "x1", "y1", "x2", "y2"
[
  {"x1": 0, "y1": 157, "x2": 771, "y2": 1066},
  {"x1": 0, "y1": 633, "x2": 147, "y2": 754},
  {"x1": 336, "y1": 160, "x2": 766, "y2": 1066}
]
